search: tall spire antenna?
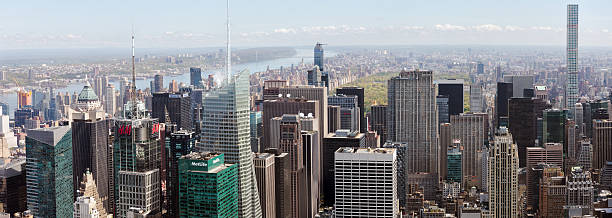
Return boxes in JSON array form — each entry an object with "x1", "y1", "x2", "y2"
[
  {"x1": 131, "y1": 27, "x2": 137, "y2": 119},
  {"x1": 226, "y1": 0, "x2": 231, "y2": 81}
]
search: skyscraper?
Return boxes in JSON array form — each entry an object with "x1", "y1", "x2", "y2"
[
  {"x1": 71, "y1": 83, "x2": 110, "y2": 213},
  {"x1": 253, "y1": 153, "x2": 275, "y2": 218},
  {"x1": 525, "y1": 143, "x2": 563, "y2": 212},
  {"x1": 26, "y1": 126, "x2": 74, "y2": 218},
  {"x1": 153, "y1": 74, "x2": 164, "y2": 93},
  {"x1": 496, "y1": 82, "x2": 513, "y2": 127},
  {"x1": 263, "y1": 148, "x2": 291, "y2": 218},
  {"x1": 450, "y1": 112, "x2": 488, "y2": 188},
  {"x1": 0, "y1": 158, "x2": 26, "y2": 214},
  {"x1": 566, "y1": 166, "x2": 593, "y2": 214},
  {"x1": 198, "y1": 70, "x2": 261, "y2": 218},
  {"x1": 178, "y1": 152, "x2": 238, "y2": 217},
  {"x1": 437, "y1": 79, "x2": 464, "y2": 116},
  {"x1": 262, "y1": 97, "x2": 319, "y2": 150},
  {"x1": 165, "y1": 130, "x2": 196, "y2": 217},
  {"x1": 508, "y1": 97, "x2": 537, "y2": 167},
  {"x1": 437, "y1": 95, "x2": 450, "y2": 124},
  {"x1": 488, "y1": 127, "x2": 519, "y2": 218},
  {"x1": 470, "y1": 84, "x2": 484, "y2": 113},
  {"x1": 336, "y1": 87, "x2": 366, "y2": 133},
  {"x1": 566, "y1": 4, "x2": 579, "y2": 114},
  {"x1": 152, "y1": 92, "x2": 192, "y2": 131},
  {"x1": 538, "y1": 167, "x2": 566, "y2": 218},
  {"x1": 592, "y1": 120, "x2": 612, "y2": 170},
  {"x1": 104, "y1": 84, "x2": 116, "y2": 116},
  {"x1": 543, "y1": 109, "x2": 567, "y2": 145},
  {"x1": 334, "y1": 147, "x2": 399, "y2": 218},
  {"x1": 387, "y1": 70, "x2": 438, "y2": 175},
  {"x1": 503, "y1": 75, "x2": 535, "y2": 98},
  {"x1": 275, "y1": 115, "x2": 305, "y2": 218},
  {"x1": 328, "y1": 94, "x2": 360, "y2": 132},
  {"x1": 370, "y1": 104, "x2": 387, "y2": 143},
  {"x1": 447, "y1": 143, "x2": 462, "y2": 184},
  {"x1": 77, "y1": 171, "x2": 107, "y2": 217},
  {"x1": 189, "y1": 67, "x2": 202, "y2": 88},
  {"x1": 322, "y1": 130, "x2": 365, "y2": 206},
  {"x1": 314, "y1": 43, "x2": 324, "y2": 72}
]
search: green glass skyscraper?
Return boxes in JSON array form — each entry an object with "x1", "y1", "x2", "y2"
[
  {"x1": 26, "y1": 126, "x2": 73, "y2": 218},
  {"x1": 179, "y1": 152, "x2": 238, "y2": 218}
]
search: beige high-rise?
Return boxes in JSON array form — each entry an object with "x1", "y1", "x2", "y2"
[{"x1": 488, "y1": 127, "x2": 518, "y2": 218}]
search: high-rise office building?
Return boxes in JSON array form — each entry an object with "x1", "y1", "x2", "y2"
[
  {"x1": 250, "y1": 111, "x2": 263, "y2": 153},
  {"x1": 566, "y1": 166, "x2": 593, "y2": 214},
  {"x1": 314, "y1": 43, "x2": 324, "y2": 72},
  {"x1": 277, "y1": 86, "x2": 328, "y2": 138},
  {"x1": 476, "y1": 63, "x2": 484, "y2": 74},
  {"x1": 592, "y1": 120, "x2": 612, "y2": 170},
  {"x1": 113, "y1": 101, "x2": 161, "y2": 218},
  {"x1": 198, "y1": 70, "x2": 261, "y2": 218},
  {"x1": 178, "y1": 152, "x2": 238, "y2": 217},
  {"x1": 152, "y1": 92, "x2": 192, "y2": 131},
  {"x1": 26, "y1": 126, "x2": 74, "y2": 218},
  {"x1": 189, "y1": 67, "x2": 202, "y2": 88},
  {"x1": 437, "y1": 95, "x2": 450, "y2": 124},
  {"x1": 437, "y1": 79, "x2": 464, "y2": 116},
  {"x1": 153, "y1": 74, "x2": 164, "y2": 93},
  {"x1": 253, "y1": 153, "x2": 276, "y2": 218},
  {"x1": 370, "y1": 105, "x2": 387, "y2": 142},
  {"x1": 328, "y1": 94, "x2": 360, "y2": 132},
  {"x1": 470, "y1": 84, "x2": 484, "y2": 113},
  {"x1": 322, "y1": 130, "x2": 365, "y2": 206},
  {"x1": 336, "y1": 87, "x2": 366, "y2": 133},
  {"x1": 447, "y1": 144, "x2": 462, "y2": 184},
  {"x1": 439, "y1": 123, "x2": 452, "y2": 181},
  {"x1": 387, "y1": 70, "x2": 438, "y2": 175},
  {"x1": 71, "y1": 83, "x2": 110, "y2": 212},
  {"x1": 503, "y1": 75, "x2": 535, "y2": 98},
  {"x1": 538, "y1": 167, "x2": 566, "y2": 218},
  {"x1": 0, "y1": 158, "x2": 26, "y2": 214},
  {"x1": 566, "y1": 4, "x2": 579, "y2": 114},
  {"x1": 543, "y1": 109, "x2": 567, "y2": 145},
  {"x1": 496, "y1": 82, "x2": 513, "y2": 127},
  {"x1": 508, "y1": 97, "x2": 537, "y2": 167},
  {"x1": 300, "y1": 125, "x2": 321, "y2": 218},
  {"x1": 525, "y1": 143, "x2": 563, "y2": 212},
  {"x1": 334, "y1": 147, "x2": 399, "y2": 218},
  {"x1": 262, "y1": 97, "x2": 319, "y2": 150},
  {"x1": 488, "y1": 127, "x2": 519, "y2": 218},
  {"x1": 165, "y1": 130, "x2": 196, "y2": 218},
  {"x1": 73, "y1": 196, "x2": 100, "y2": 218},
  {"x1": 327, "y1": 105, "x2": 341, "y2": 134},
  {"x1": 104, "y1": 84, "x2": 116, "y2": 116},
  {"x1": 274, "y1": 115, "x2": 305, "y2": 218},
  {"x1": 307, "y1": 67, "x2": 323, "y2": 87},
  {"x1": 263, "y1": 148, "x2": 291, "y2": 218},
  {"x1": 450, "y1": 112, "x2": 488, "y2": 188}
]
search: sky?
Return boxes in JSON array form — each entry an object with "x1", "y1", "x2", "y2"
[{"x1": 2, "y1": 0, "x2": 612, "y2": 49}]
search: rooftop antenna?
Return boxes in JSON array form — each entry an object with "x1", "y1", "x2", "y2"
[
  {"x1": 131, "y1": 26, "x2": 137, "y2": 119},
  {"x1": 225, "y1": 0, "x2": 231, "y2": 82}
]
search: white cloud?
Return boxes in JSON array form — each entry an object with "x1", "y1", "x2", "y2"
[
  {"x1": 504, "y1": 25, "x2": 524, "y2": 31},
  {"x1": 530, "y1": 26, "x2": 553, "y2": 31},
  {"x1": 273, "y1": 28, "x2": 297, "y2": 34},
  {"x1": 435, "y1": 24, "x2": 467, "y2": 31},
  {"x1": 472, "y1": 24, "x2": 503, "y2": 32},
  {"x1": 603, "y1": 29, "x2": 610, "y2": 33}
]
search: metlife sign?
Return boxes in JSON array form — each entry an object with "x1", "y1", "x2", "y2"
[{"x1": 191, "y1": 161, "x2": 207, "y2": 167}]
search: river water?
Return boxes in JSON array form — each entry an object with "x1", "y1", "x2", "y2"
[{"x1": 0, "y1": 48, "x2": 336, "y2": 117}]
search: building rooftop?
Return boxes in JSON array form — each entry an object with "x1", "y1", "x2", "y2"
[
  {"x1": 182, "y1": 152, "x2": 222, "y2": 161},
  {"x1": 26, "y1": 125, "x2": 71, "y2": 146},
  {"x1": 77, "y1": 82, "x2": 99, "y2": 102},
  {"x1": 337, "y1": 147, "x2": 395, "y2": 154}
]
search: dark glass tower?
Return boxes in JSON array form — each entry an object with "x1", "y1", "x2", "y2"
[
  {"x1": 189, "y1": 67, "x2": 202, "y2": 88},
  {"x1": 152, "y1": 92, "x2": 192, "y2": 131},
  {"x1": 496, "y1": 82, "x2": 513, "y2": 127},
  {"x1": 437, "y1": 79, "x2": 464, "y2": 117},
  {"x1": 71, "y1": 83, "x2": 111, "y2": 211},
  {"x1": 336, "y1": 87, "x2": 366, "y2": 133},
  {"x1": 165, "y1": 130, "x2": 196, "y2": 218}
]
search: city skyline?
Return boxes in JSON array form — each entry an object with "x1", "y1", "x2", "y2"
[{"x1": 3, "y1": 0, "x2": 612, "y2": 49}]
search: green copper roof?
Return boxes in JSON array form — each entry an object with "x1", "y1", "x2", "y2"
[{"x1": 78, "y1": 82, "x2": 99, "y2": 101}]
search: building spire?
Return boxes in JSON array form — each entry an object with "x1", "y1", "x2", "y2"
[
  {"x1": 131, "y1": 27, "x2": 137, "y2": 119},
  {"x1": 226, "y1": 0, "x2": 231, "y2": 81}
]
